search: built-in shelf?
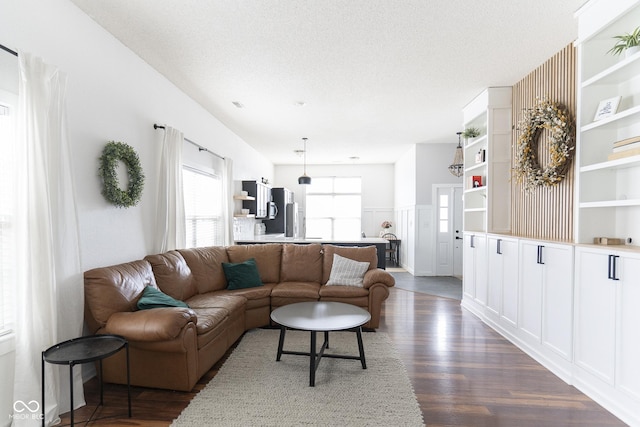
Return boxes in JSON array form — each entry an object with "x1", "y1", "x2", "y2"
[
  {"x1": 464, "y1": 207, "x2": 487, "y2": 213},
  {"x1": 580, "y1": 154, "x2": 640, "y2": 172},
  {"x1": 465, "y1": 135, "x2": 488, "y2": 150},
  {"x1": 464, "y1": 186, "x2": 487, "y2": 195},
  {"x1": 234, "y1": 195, "x2": 255, "y2": 201},
  {"x1": 581, "y1": 105, "x2": 640, "y2": 132},
  {"x1": 465, "y1": 162, "x2": 487, "y2": 173},
  {"x1": 580, "y1": 199, "x2": 640, "y2": 208},
  {"x1": 582, "y1": 50, "x2": 640, "y2": 88},
  {"x1": 234, "y1": 213, "x2": 256, "y2": 218}
]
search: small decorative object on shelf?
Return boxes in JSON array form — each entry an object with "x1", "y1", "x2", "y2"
[
  {"x1": 461, "y1": 127, "x2": 481, "y2": 139},
  {"x1": 513, "y1": 97, "x2": 575, "y2": 191},
  {"x1": 593, "y1": 237, "x2": 625, "y2": 245},
  {"x1": 594, "y1": 96, "x2": 622, "y2": 121},
  {"x1": 471, "y1": 175, "x2": 483, "y2": 188},
  {"x1": 607, "y1": 26, "x2": 640, "y2": 57},
  {"x1": 475, "y1": 149, "x2": 486, "y2": 164},
  {"x1": 99, "y1": 141, "x2": 145, "y2": 208}
]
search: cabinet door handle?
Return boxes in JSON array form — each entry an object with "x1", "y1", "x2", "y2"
[
  {"x1": 608, "y1": 254, "x2": 620, "y2": 281},
  {"x1": 537, "y1": 245, "x2": 545, "y2": 265},
  {"x1": 497, "y1": 239, "x2": 502, "y2": 255},
  {"x1": 470, "y1": 235, "x2": 475, "y2": 248}
]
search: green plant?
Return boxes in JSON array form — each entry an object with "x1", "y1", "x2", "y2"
[
  {"x1": 461, "y1": 127, "x2": 480, "y2": 139},
  {"x1": 98, "y1": 141, "x2": 145, "y2": 208},
  {"x1": 608, "y1": 26, "x2": 640, "y2": 55}
]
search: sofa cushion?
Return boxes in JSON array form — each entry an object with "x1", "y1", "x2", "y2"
[
  {"x1": 137, "y1": 285, "x2": 190, "y2": 309},
  {"x1": 178, "y1": 247, "x2": 230, "y2": 293},
  {"x1": 227, "y1": 244, "x2": 282, "y2": 283},
  {"x1": 271, "y1": 281, "x2": 321, "y2": 299},
  {"x1": 84, "y1": 260, "x2": 157, "y2": 332},
  {"x1": 322, "y1": 245, "x2": 377, "y2": 284},
  {"x1": 280, "y1": 243, "x2": 323, "y2": 283},
  {"x1": 185, "y1": 294, "x2": 246, "y2": 313},
  {"x1": 222, "y1": 258, "x2": 263, "y2": 290},
  {"x1": 190, "y1": 307, "x2": 228, "y2": 336},
  {"x1": 144, "y1": 251, "x2": 197, "y2": 301},
  {"x1": 325, "y1": 254, "x2": 369, "y2": 287}
]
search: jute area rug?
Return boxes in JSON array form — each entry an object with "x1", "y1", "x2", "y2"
[{"x1": 171, "y1": 328, "x2": 424, "y2": 427}]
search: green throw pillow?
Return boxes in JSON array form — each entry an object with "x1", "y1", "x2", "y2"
[
  {"x1": 137, "y1": 285, "x2": 189, "y2": 310},
  {"x1": 222, "y1": 258, "x2": 263, "y2": 290}
]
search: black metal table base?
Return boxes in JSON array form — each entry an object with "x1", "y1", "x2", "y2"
[{"x1": 275, "y1": 326, "x2": 367, "y2": 386}]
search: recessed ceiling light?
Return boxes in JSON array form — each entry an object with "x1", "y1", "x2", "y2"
[
  {"x1": 232, "y1": 101, "x2": 244, "y2": 108},
  {"x1": 349, "y1": 156, "x2": 360, "y2": 161},
  {"x1": 294, "y1": 149, "x2": 305, "y2": 157},
  {"x1": 294, "y1": 101, "x2": 306, "y2": 107}
]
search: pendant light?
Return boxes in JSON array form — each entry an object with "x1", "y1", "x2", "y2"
[
  {"x1": 448, "y1": 132, "x2": 464, "y2": 177},
  {"x1": 298, "y1": 137, "x2": 311, "y2": 185}
]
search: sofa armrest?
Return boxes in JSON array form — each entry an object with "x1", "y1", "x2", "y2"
[
  {"x1": 362, "y1": 268, "x2": 395, "y2": 289},
  {"x1": 103, "y1": 308, "x2": 197, "y2": 342}
]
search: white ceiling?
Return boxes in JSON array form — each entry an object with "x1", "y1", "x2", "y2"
[{"x1": 70, "y1": 0, "x2": 584, "y2": 165}]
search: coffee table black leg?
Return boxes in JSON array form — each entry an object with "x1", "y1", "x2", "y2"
[
  {"x1": 41, "y1": 353, "x2": 45, "y2": 427},
  {"x1": 126, "y1": 342, "x2": 131, "y2": 417},
  {"x1": 324, "y1": 331, "x2": 329, "y2": 348},
  {"x1": 356, "y1": 327, "x2": 367, "y2": 369},
  {"x1": 70, "y1": 362, "x2": 75, "y2": 426},
  {"x1": 310, "y1": 331, "x2": 316, "y2": 387},
  {"x1": 276, "y1": 326, "x2": 286, "y2": 361}
]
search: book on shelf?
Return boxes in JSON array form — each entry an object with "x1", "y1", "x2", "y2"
[
  {"x1": 475, "y1": 149, "x2": 486, "y2": 164},
  {"x1": 612, "y1": 141, "x2": 640, "y2": 153},
  {"x1": 612, "y1": 135, "x2": 640, "y2": 148},
  {"x1": 469, "y1": 175, "x2": 483, "y2": 188},
  {"x1": 608, "y1": 146, "x2": 640, "y2": 161}
]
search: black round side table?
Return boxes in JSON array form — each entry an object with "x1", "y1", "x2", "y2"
[{"x1": 41, "y1": 334, "x2": 131, "y2": 426}]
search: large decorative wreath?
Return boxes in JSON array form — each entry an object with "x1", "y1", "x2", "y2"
[
  {"x1": 514, "y1": 97, "x2": 575, "y2": 191},
  {"x1": 98, "y1": 141, "x2": 145, "y2": 208}
]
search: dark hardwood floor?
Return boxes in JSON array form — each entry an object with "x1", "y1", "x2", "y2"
[{"x1": 60, "y1": 288, "x2": 625, "y2": 426}]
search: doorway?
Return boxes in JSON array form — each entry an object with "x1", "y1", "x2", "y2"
[{"x1": 434, "y1": 184, "x2": 463, "y2": 277}]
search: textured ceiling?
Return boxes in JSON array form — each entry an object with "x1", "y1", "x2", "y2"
[{"x1": 70, "y1": 0, "x2": 584, "y2": 165}]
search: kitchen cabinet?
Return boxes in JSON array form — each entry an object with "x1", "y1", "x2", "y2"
[{"x1": 242, "y1": 180, "x2": 271, "y2": 218}]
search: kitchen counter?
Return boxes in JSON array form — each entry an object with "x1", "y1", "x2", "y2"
[{"x1": 234, "y1": 235, "x2": 389, "y2": 269}]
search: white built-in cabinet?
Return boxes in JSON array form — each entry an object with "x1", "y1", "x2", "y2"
[
  {"x1": 518, "y1": 240, "x2": 574, "y2": 362},
  {"x1": 575, "y1": 0, "x2": 640, "y2": 246},
  {"x1": 462, "y1": 233, "x2": 487, "y2": 315},
  {"x1": 486, "y1": 235, "x2": 518, "y2": 328},
  {"x1": 462, "y1": 87, "x2": 512, "y2": 234},
  {"x1": 574, "y1": 245, "x2": 640, "y2": 424},
  {"x1": 459, "y1": 2, "x2": 640, "y2": 423}
]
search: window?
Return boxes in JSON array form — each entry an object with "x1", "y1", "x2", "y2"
[
  {"x1": 439, "y1": 194, "x2": 449, "y2": 233},
  {"x1": 0, "y1": 98, "x2": 16, "y2": 336},
  {"x1": 305, "y1": 177, "x2": 361, "y2": 240},
  {"x1": 183, "y1": 167, "x2": 224, "y2": 248}
]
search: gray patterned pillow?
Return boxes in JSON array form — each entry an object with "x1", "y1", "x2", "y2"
[{"x1": 325, "y1": 254, "x2": 370, "y2": 287}]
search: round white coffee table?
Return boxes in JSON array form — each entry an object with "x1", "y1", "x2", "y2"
[{"x1": 270, "y1": 301, "x2": 371, "y2": 386}]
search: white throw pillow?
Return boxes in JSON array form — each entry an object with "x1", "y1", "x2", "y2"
[{"x1": 325, "y1": 254, "x2": 370, "y2": 287}]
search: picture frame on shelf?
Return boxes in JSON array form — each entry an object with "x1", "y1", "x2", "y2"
[
  {"x1": 475, "y1": 149, "x2": 486, "y2": 164},
  {"x1": 593, "y1": 96, "x2": 622, "y2": 121},
  {"x1": 471, "y1": 175, "x2": 483, "y2": 188}
]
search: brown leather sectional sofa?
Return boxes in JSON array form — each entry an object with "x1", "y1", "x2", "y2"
[{"x1": 83, "y1": 243, "x2": 395, "y2": 391}]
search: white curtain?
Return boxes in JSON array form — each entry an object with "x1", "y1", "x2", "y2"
[
  {"x1": 155, "y1": 126, "x2": 186, "y2": 252},
  {"x1": 12, "y1": 53, "x2": 84, "y2": 426},
  {"x1": 222, "y1": 157, "x2": 234, "y2": 245}
]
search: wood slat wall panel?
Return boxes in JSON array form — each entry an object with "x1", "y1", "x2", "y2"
[{"x1": 511, "y1": 44, "x2": 576, "y2": 242}]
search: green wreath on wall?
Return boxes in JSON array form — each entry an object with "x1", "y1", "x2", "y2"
[
  {"x1": 513, "y1": 97, "x2": 575, "y2": 191},
  {"x1": 98, "y1": 141, "x2": 145, "y2": 208}
]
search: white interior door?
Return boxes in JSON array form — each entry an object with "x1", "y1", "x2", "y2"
[{"x1": 435, "y1": 184, "x2": 463, "y2": 276}]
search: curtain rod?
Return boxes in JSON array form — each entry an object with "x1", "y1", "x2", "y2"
[
  {"x1": 0, "y1": 43, "x2": 18, "y2": 57},
  {"x1": 154, "y1": 124, "x2": 224, "y2": 160}
]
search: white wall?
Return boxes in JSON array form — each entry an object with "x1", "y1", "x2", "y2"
[
  {"x1": 274, "y1": 164, "x2": 395, "y2": 238},
  {"x1": 0, "y1": 0, "x2": 273, "y2": 422},
  {"x1": 394, "y1": 143, "x2": 463, "y2": 275}
]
